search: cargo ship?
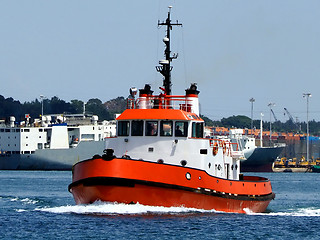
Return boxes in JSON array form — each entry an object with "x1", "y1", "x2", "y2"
[
  {"x1": 68, "y1": 7, "x2": 275, "y2": 213},
  {"x1": 241, "y1": 144, "x2": 285, "y2": 172},
  {"x1": 0, "y1": 114, "x2": 115, "y2": 170}
]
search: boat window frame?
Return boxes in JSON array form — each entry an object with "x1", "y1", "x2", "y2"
[
  {"x1": 131, "y1": 120, "x2": 144, "y2": 136},
  {"x1": 175, "y1": 121, "x2": 188, "y2": 137},
  {"x1": 145, "y1": 121, "x2": 158, "y2": 136},
  {"x1": 192, "y1": 122, "x2": 204, "y2": 138},
  {"x1": 117, "y1": 120, "x2": 130, "y2": 136},
  {"x1": 160, "y1": 120, "x2": 173, "y2": 137}
]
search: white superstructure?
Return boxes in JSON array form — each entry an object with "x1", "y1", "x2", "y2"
[
  {"x1": 228, "y1": 129, "x2": 256, "y2": 159},
  {"x1": 0, "y1": 114, "x2": 116, "y2": 170}
]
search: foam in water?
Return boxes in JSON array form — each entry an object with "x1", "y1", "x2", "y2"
[
  {"x1": 35, "y1": 202, "x2": 219, "y2": 215},
  {"x1": 15, "y1": 199, "x2": 320, "y2": 217},
  {"x1": 10, "y1": 197, "x2": 39, "y2": 205},
  {"x1": 268, "y1": 208, "x2": 320, "y2": 217},
  {"x1": 243, "y1": 208, "x2": 253, "y2": 214},
  {"x1": 246, "y1": 207, "x2": 320, "y2": 217},
  {"x1": 15, "y1": 209, "x2": 27, "y2": 213}
]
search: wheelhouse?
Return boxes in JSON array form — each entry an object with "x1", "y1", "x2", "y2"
[{"x1": 117, "y1": 118, "x2": 203, "y2": 138}]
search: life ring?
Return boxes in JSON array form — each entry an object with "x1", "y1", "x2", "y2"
[
  {"x1": 213, "y1": 142, "x2": 218, "y2": 156},
  {"x1": 222, "y1": 141, "x2": 227, "y2": 154}
]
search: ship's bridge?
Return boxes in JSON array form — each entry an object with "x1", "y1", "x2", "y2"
[{"x1": 116, "y1": 109, "x2": 204, "y2": 139}]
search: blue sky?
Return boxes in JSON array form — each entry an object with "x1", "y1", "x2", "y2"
[{"x1": 1, "y1": 0, "x2": 319, "y2": 123}]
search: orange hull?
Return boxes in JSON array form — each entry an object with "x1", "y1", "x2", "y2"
[{"x1": 69, "y1": 158, "x2": 275, "y2": 213}]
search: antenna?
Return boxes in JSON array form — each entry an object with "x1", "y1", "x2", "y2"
[{"x1": 156, "y1": 6, "x2": 182, "y2": 96}]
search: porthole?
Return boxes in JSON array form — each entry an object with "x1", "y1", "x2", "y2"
[
  {"x1": 231, "y1": 165, "x2": 234, "y2": 170},
  {"x1": 181, "y1": 160, "x2": 187, "y2": 166},
  {"x1": 217, "y1": 164, "x2": 221, "y2": 170},
  {"x1": 185, "y1": 172, "x2": 191, "y2": 180},
  {"x1": 157, "y1": 159, "x2": 164, "y2": 164},
  {"x1": 208, "y1": 163, "x2": 211, "y2": 168},
  {"x1": 235, "y1": 165, "x2": 238, "y2": 170}
]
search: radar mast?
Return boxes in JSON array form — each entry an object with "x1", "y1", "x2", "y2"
[{"x1": 156, "y1": 6, "x2": 182, "y2": 96}]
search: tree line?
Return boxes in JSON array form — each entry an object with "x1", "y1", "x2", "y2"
[
  {"x1": 0, "y1": 95, "x2": 319, "y2": 135},
  {"x1": 0, "y1": 95, "x2": 127, "y2": 122}
]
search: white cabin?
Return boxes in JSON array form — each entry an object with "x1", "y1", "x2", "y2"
[{"x1": 0, "y1": 114, "x2": 116, "y2": 155}]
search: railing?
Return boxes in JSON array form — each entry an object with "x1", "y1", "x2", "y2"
[
  {"x1": 127, "y1": 95, "x2": 194, "y2": 111},
  {"x1": 209, "y1": 138, "x2": 244, "y2": 158}
]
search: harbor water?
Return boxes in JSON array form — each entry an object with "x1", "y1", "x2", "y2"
[{"x1": 0, "y1": 171, "x2": 319, "y2": 239}]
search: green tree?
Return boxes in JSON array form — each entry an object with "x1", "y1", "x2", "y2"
[
  {"x1": 0, "y1": 95, "x2": 22, "y2": 119},
  {"x1": 201, "y1": 115, "x2": 216, "y2": 126},
  {"x1": 71, "y1": 100, "x2": 85, "y2": 114},
  {"x1": 104, "y1": 97, "x2": 127, "y2": 118},
  {"x1": 86, "y1": 98, "x2": 110, "y2": 120},
  {"x1": 23, "y1": 99, "x2": 41, "y2": 119},
  {"x1": 220, "y1": 115, "x2": 251, "y2": 128}
]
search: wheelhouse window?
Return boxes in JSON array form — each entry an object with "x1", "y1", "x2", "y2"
[
  {"x1": 131, "y1": 120, "x2": 143, "y2": 136},
  {"x1": 146, "y1": 121, "x2": 158, "y2": 136},
  {"x1": 175, "y1": 121, "x2": 188, "y2": 137},
  {"x1": 160, "y1": 120, "x2": 173, "y2": 136},
  {"x1": 192, "y1": 122, "x2": 204, "y2": 138},
  {"x1": 118, "y1": 121, "x2": 130, "y2": 136}
]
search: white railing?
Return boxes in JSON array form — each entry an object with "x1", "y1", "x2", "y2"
[{"x1": 127, "y1": 96, "x2": 194, "y2": 112}]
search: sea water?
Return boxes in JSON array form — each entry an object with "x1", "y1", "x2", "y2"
[{"x1": 0, "y1": 171, "x2": 319, "y2": 239}]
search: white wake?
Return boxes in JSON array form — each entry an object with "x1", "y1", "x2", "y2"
[
  {"x1": 246, "y1": 207, "x2": 320, "y2": 217},
  {"x1": 35, "y1": 201, "x2": 219, "y2": 215}
]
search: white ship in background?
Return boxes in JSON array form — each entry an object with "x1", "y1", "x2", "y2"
[
  {"x1": 229, "y1": 129, "x2": 285, "y2": 172},
  {"x1": 0, "y1": 114, "x2": 116, "y2": 170}
]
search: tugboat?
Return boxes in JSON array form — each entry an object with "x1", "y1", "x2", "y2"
[{"x1": 68, "y1": 7, "x2": 275, "y2": 213}]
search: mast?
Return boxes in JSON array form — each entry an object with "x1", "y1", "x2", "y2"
[
  {"x1": 156, "y1": 6, "x2": 182, "y2": 96},
  {"x1": 260, "y1": 113, "x2": 263, "y2": 148}
]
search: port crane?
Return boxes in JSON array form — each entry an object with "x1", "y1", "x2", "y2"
[
  {"x1": 284, "y1": 108, "x2": 300, "y2": 131},
  {"x1": 271, "y1": 109, "x2": 278, "y2": 121}
]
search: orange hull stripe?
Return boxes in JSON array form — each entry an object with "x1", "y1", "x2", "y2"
[{"x1": 72, "y1": 158, "x2": 273, "y2": 196}]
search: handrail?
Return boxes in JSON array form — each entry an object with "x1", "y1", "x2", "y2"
[{"x1": 127, "y1": 95, "x2": 193, "y2": 110}]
